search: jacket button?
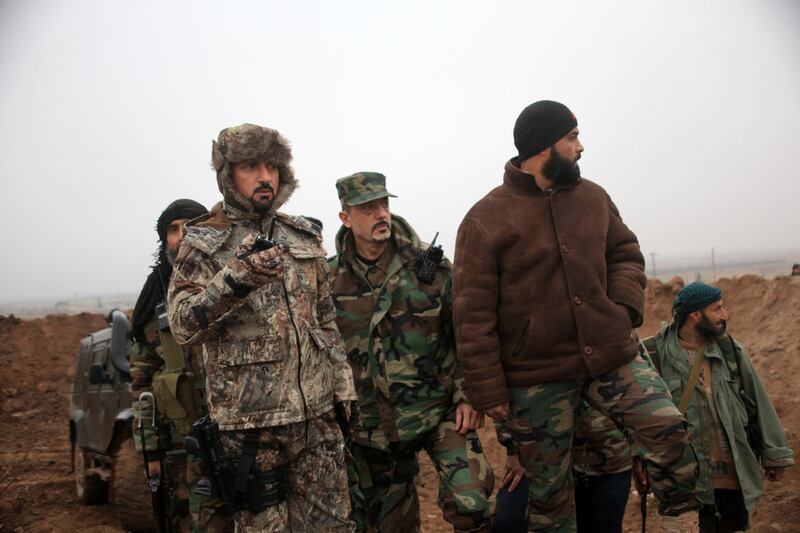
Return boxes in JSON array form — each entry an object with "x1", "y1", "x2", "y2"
[
  {"x1": 561, "y1": 244, "x2": 570, "y2": 253},
  {"x1": 584, "y1": 346, "x2": 593, "y2": 355},
  {"x1": 574, "y1": 296, "x2": 583, "y2": 305}
]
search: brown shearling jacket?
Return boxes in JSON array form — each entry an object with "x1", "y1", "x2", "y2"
[{"x1": 452, "y1": 159, "x2": 646, "y2": 410}]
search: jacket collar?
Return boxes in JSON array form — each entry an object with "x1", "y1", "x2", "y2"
[
  {"x1": 502, "y1": 157, "x2": 583, "y2": 196},
  {"x1": 662, "y1": 322, "x2": 725, "y2": 376}
]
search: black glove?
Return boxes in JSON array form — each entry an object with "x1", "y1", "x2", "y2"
[{"x1": 334, "y1": 400, "x2": 360, "y2": 438}]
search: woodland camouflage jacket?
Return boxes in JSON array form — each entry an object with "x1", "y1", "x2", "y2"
[
  {"x1": 328, "y1": 215, "x2": 466, "y2": 450},
  {"x1": 167, "y1": 202, "x2": 357, "y2": 431}
]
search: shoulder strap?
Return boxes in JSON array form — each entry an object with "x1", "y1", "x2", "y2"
[
  {"x1": 642, "y1": 336, "x2": 661, "y2": 374},
  {"x1": 677, "y1": 353, "x2": 705, "y2": 415},
  {"x1": 717, "y1": 334, "x2": 743, "y2": 392}
]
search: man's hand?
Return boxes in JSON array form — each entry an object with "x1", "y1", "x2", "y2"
[
  {"x1": 144, "y1": 460, "x2": 161, "y2": 481},
  {"x1": 454, "y1": 402, "x2": 485, "y2": 435},
  {"x1": 229, "y1": 235, "x2": 285, "y2": 287},
  {"x1": 236, "y1": 235, "x2": 284, "y2": 276},
  {"x1": 765, "y1": 466, "x2": 785, "y2": 482},
  {"x1": 501, "y1": 453, "x2": 526, "y2": 493},
  {"x1": 632, "y1": 457, "x2": 649, "y2": 494},
  {"x1": 334, "y1": 400, "x2": 360, "y2": 439},
  {"x1": 484, "y1": 402, "x2": 510, "y2": 422}
]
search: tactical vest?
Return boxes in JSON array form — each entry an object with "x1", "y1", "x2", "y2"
[{"x1": 149, "y1": 303, "x2": 208, "y2": 441}]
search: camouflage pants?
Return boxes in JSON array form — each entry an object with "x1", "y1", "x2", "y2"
[
  {"x1": 348, "y1": 416, "x2": 494, "y2": 533},
  {"x1": 508, "y1": 354, "x2": 698, "y2": 532},
  {"x1": 187, "y1": 454, "x2": 235, "y2": 532},
  {"x1": 219, "y1": 411, "x2": 354, "y2": 533}
]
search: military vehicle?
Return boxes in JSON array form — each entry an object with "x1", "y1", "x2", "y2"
[{"x1": 69, "y1": 309, "x2": 155, "y2": 531}]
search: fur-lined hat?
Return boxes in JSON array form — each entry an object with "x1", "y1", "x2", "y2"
[{"x1": 211, "y1": 124, "x2": 297, "y2": 215}]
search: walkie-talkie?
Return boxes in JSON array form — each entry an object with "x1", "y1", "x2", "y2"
[
  {"x1": 416, "y1": 232, "x2": 443, "y2": 284},
  {"x1": 253, "y1": 216, "x2": 278, "y2": 251},
  {"x1": 237, "y1": 217, "x2": 278, "y2": 259}
]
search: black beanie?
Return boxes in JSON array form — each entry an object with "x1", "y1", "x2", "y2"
[
  {"x1": 156, "y1": 199, "x2": 208, "y2": 243},
  {"x1": 514, "y1": 100, "x2": 578, "y2": 162}
]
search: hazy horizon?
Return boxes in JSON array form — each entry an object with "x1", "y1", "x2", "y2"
[{"x1": 2, "y1": 0, "x2": 799, "y2": 302}]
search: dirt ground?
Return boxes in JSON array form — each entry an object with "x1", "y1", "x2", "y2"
[{"x1": 1, "y1": 275, "x2": 799, "y2": 532}]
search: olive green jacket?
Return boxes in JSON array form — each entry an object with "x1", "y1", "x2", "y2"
[{"x1": 653, "y1": 323, "x2": 794, "y2": 512}]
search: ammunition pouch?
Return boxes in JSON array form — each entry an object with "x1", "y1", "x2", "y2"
[
  {"x1": 243, "y1": 465, "x2": 288, "y2": 514},
  {"x1": 152, "y1": 371, "x2": 201, "y2": 439},
  {"x1": 152, "y1": 316, "x2": 206, "y2": 440},
  {"x1": 232, "y1": 432, "x2": 288, "y2": 513}
]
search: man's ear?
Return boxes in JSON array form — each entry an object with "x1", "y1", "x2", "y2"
[
  {"x1": 688, "y1": 310, "x2": 702, "y2": 324},
  {"x1": 338, "y1": 210, "x2": 351, "y2": 228}
]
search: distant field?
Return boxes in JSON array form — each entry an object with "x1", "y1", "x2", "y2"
[
  {"x1": 1, "y1": 250, "x2": 797, "y2": 318},
  {"x1": 0, "y1": 293, "x2": 137, "y2": 318}
]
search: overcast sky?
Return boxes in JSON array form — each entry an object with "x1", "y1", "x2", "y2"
[{"x1": 1, "y1": 0, "x2": 799, "y2": 303}]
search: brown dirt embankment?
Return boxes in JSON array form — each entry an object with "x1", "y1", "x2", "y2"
[{"x1": 1, "y1": 275, "x2": 798, "y2": 532}]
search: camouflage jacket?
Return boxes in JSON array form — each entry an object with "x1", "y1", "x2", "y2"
[
  {"x1": 328, "y1": 214, "x2": 466, "y2": 450},
  {"x1": 167, "y1": 202, "x2": 357, "y2": 431},
  {"x1": 130, "y1": 313, "x2": 207, "y2": 453}
]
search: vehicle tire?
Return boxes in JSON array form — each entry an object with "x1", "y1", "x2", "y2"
[
  {"x1": 110, "y1": 438, "x2": 157, "y2": 533},
  {"x1": 73, "y1": 444, "x2": 108, "y2": 505}
]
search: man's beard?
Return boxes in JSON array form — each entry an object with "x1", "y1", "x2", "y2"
[
  {"x1": 696, "y1": 314, "x2": 726, "y2": 338},
  {"x1": 251, "y1": 184, "x2": 276, "y2": 213},
  {"x1": 542, "y1": 147, "x2": 581, "y2": 186},
  {"x1": 371, "y1": 221, "x2": 391, "y2": 243},
  {"x1": 166, "y1": 246, "x2": 178, "y2": 266}
]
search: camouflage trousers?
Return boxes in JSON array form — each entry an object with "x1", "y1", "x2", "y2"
[
  {"x1": 219, "y1": 411, "x2": 354, "y2": 533},
  {"x1": 347, "y1": 415, "x2": 495, "y2": 533},
  {"x1": 187, "y1": 454, "x2": 235, "y2": 532},
  {"x1": 507, "y1": 354, "x2": 698, "y2": 532}
]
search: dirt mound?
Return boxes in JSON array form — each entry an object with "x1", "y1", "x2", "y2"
[{"x1": 1, "y1": 275, "x2": 798, "y2": 532}]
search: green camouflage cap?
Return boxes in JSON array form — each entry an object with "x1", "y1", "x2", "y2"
[{"x1": 336, "y1": 172, "x2": 397, "y2": 207}]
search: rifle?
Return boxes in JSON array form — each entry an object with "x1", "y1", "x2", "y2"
[
  {"x1": 137, "y1": 391, "x2": 171, "y2": 533},
  {"x1": 640, "y1": 485, "x2": 647, "y2": 533},
  {"x1": 632, "y1": 457, "x2": 648, "y2": 533},
  {"x1": 183, "y1": 416, "x2": 239, "y2": 516}
]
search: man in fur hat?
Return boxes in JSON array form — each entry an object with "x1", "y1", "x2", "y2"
[{"x1": 167, "y1": 124, "x2": 358, "y2": 531}]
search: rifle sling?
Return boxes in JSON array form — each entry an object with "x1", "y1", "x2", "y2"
[{"x1": 677, "y1": 349, "x2": 705, "y2": 415}]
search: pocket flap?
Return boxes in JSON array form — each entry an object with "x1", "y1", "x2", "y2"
[
  {"x1": 152, "y1": 372, "x2": 188, "y2": 420},
  {"x1": 217, "y1": 336, "x2": 284, "y2": 367},
  {"x1": 308, "y1": 328, "x2": 329, "y2": 351},
  {"x1": 287, "y1": 244, "x2": 326, "y2": 260}
]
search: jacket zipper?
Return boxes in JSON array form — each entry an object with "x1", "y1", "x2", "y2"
[
  {"x1": 282, "y1": 283, "x2": 308, "y2": 413},
  {"x1": 271, "y1": 220, "x2": 309, "y2": 436}
]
